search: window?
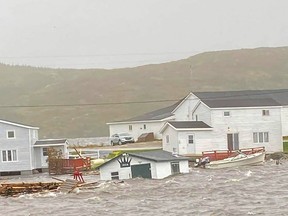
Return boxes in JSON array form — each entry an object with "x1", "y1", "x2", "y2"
[
  {"x1": 171, "y1": 162, "x2": 180, "y2": 174},
  {"x1": 259, "y1": 132, "x2": 264, "y2": 143},
  {"x1": 224, "y1": 111, "x2": 230, "y2": 117},
  {"x1": 253, "y1": 132, "x2": 258, "y2": 143},
  {"x1": 166, "y1": 135, "x2": 170, "y2": 143},
  {"x1": 253, "y1": 132, "x2": 269, "y2": 143},
  {"x1": 33, "y1": 130, "x2": 38, "y2": 139},
  {"x1": 7, "y1": 130, "x2": 15, "y2": 139},
  {"x1": 188, "y1": 135, "x2": 194, "y2": 144},
  {"x1": 43, "y1": 148, "x2": 48, "y2": 156},
  {"x1": 129, "y1": 125, "x2": 132, "y2": 131},
  {"x1": 2, "y1": 150, "x2": 17, "y2": 162},
  {"x1": 264, "y1": 132, "x2": 269, "y2": 142},
  {"x1": 111, "y1": 171, "x2": 119, "y2": 180},
  {"x1": 143, "y1": 124, "x2": 146, "y2": 130},
  {"x1": 262, "y1": 110, "x2": 270, "y2": 116}
]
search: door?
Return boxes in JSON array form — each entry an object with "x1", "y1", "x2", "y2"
[
  {"x1": 41, "y1": 147, "x2": 49, "y2": 167},
  {"x1": 131, "y1": 163, "x2": 152, "y2": 179},
  {"x1": 171, "y1": 162, "x2": 180, "y2": 175},
  {"x1": 227, "y1": 133, "x2": 239, "y2": 150},
  {"x1": 179, "y1": 138, "x2": 188, "y2": 155}
]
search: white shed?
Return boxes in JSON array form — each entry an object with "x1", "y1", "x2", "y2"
[
  {"x1": 33, "y1": 139, "x2": 69, "y2": 172},
  {"x1": 98, "y1": 150, "x2": 189, "y2": 180}
]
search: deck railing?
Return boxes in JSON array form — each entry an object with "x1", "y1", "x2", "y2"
[
  {"x1": 48, "y1": 157, "x2": 91, "y2": 174},
  {"x1": 202, "y1": 146, "x2": 265, "y2": 161}
]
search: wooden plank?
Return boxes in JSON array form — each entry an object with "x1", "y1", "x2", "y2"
[{"x1": 58, "y1": 179, "x2": 79, "y2": 193}]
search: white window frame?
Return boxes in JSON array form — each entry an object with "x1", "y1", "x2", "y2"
[
  {"x1": 6, "y1": 130, "x2": 16, "y2": 139},
  {"x1": 2, "y1": 149, "x2": 18, "y2": 162},
  {"x1": 166, "y1": 135, "x2": 170, "y2": 144},
  {"x1": 129, "y1": 125, "x2": 132, "y2": 131},
  {"x1": 224, "y1": 111, "x2": 231, "y2": 117},
  {"x1": 253, "y1": 132, "x2": 269, "y2": 143},
  {"x1": 262, "y1": 110, "x2": 270, "y2": 116},
  {"x1": 33, "y1": 130, "x2": 38, "y2": 139},
  {"x1": 111, "y1": 171, "x2": 119, "y2": 180},
  {"x1": 188, "y1": 135, "x2": 194, "y2": 144},
  {"x1": 43, "y1": 147, "x2": 48, "y2": 156}
]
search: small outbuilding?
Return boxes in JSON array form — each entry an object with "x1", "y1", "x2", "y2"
[
  {"x1": 33, "y1": 139, "x2": 69, "y2": 172},
  {"x1": 98, "y1": 150, "x2": 190, "y2": 180}
]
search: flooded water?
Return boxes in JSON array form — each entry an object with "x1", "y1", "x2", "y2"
[{"x1": 1, "y1": 160, "x2": 288, "y2": 216}]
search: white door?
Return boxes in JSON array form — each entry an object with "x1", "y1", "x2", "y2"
[
  {"x1": 41, "y1": 147, "x2": 48, "y2": 167},
  {"x1": 187, "y1": 134, "x2": 195, "y2": 154},
  {"x1": 179, "y1": 139, "x2": 187, "y2": 155}
]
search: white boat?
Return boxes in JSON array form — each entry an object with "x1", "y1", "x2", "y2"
[{"x1": 204, "y1": 151, "x2": 266, "y2": 169}]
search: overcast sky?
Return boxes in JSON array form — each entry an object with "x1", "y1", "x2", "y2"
[{"x1": 0, "y1": 0, "x2": 288, "y2": 69}]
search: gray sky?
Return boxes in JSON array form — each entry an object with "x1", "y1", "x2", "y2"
[{"x1": 0, "y1": 0, "x2": 288, "y2": 69}]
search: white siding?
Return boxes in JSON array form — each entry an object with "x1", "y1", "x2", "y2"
[
  {"x1": 173, "y1": 94, "x2": 201, "y2": 120},
  {"x1": 210, "y1": 107, "x2": 283, "y2": 152},
  {"x1": 162, "y1": 126, "x2": 178, "y2": 153},
  {"x1": 100, "y1": 156, "x2": 156, "y2": 180},
  {"x1": 0, "y1": 123, "x2": 38, "y2": 173},
  {"x1": 100, "y1": 155, "x2": 189, "y2": 180},
  {"x1": 193, "y1": 103, "x2": 211, "y2": 125},
  {"x1": 178, "y1": 131, "x2": 213, "y2": 154},
  {"x1": 109, "y1": 121, "x2": 165, "y2": 140},
  {"x1": 281, "y1": 106, "x2": 288, "y2": 136},
  {"x1": 155, "y1": 160, "x2": 189, "y2": 179}
]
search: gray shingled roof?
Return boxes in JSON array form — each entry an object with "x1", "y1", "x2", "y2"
[
  {"x1": 116, "y1": 98, "x2": 185, "y2": 122},
  {"x1": 168, "y1": 121, "x2": 212, "y2": 129},
  {"x1": 201, "y1": 98, "x2": 281, "y2": 108},
  {"x1": 194, "y1": 89, "x2": 288, "y2": 107},
  {"x1": 112, "y1": 89, "x2": 288, "y2": 123},
  {"x1": 34, "y1": 139, "x2": 68, "y2": 146},
  {"x1": 129, "y1": 150, "x2": 188, "y2": 162},
  {"x1": 97, "y1": 150, "x2": 188, "y2": 169}
]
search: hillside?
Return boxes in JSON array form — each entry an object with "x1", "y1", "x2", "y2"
[{"x1": 1, "y1": 46, "x2": 288, "y2": 138}]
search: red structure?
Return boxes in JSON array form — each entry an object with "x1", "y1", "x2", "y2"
[
  {"x1": 73, "y1": 168, "x2": 84, "y2": 182},
  {"x1": 202, "y1": 147, "x2": 265, "y2": 161},
  {"x1": 48, "y1": 157, "x2": 91, "y2": 175}
]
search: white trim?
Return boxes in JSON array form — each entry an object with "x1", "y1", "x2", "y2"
[
  {"x1": 1, "y1": 149, "x2": 18, "y2": 162},
  {"x1": 175, "y1": 128, "x2": 213, "y2": 131},
  {"x1": 107, "y1": 116, "x2": 175, "y2": 125},
  {"x1": 171, "y1": 93, "x2": 194, "y2": 114},
  {"x1": 6, "y1": 130, "x2": 16, "y2": 139},
  {"x1": 0, "y1": 120, "x2": 39, "y2": 129},
  {"x1": 160, "y1": 122, "x2": 213, "y2": 134},
  {"x1": 34, "y1": 143, "x2": 67, "y2": 147},
  {"x1": 207, "y1": 106, "x2": 282, "y2": 110}
]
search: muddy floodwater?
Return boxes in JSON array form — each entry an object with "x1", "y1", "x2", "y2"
[{"x1": 1, "y1": 160, "x2": 288, "y2": 216}]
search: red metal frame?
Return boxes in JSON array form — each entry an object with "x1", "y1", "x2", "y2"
[{"x1": 202, "y1": 147, "x2": 265, "y2": 161}]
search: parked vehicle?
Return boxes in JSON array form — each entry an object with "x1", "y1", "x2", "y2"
[{"x1": 110, "y1": 133, "x2": 135, "y2": 145}]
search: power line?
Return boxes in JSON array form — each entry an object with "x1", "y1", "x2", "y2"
[{"x1": 0, "y1": 89, "x2": 288, "y2": 109}]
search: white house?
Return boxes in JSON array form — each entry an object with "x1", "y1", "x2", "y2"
[
  {"x1": 0, "y1": 119, "x2": 69, "y2": 176},
  {"x1": 160, "y1": 121, "x2": 213, "y2": 155},
  {"x1": 107, "y1": 89, "x2": 288, "y2": 153},
  {"x1": 106, "y1": 102, "x2": 181, "y2": 141},
  {"x1": 98, "y1": 150, "x2": 189, "y2": 180},
  {"x1": 0, "y1": 119, "x2": 39, "y2": 175}
]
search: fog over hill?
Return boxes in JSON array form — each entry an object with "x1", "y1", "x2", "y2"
[{"x1": 1, "y1": 46, "x2": 288, "y2": 138}]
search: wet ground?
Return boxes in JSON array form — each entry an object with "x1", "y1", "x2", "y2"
[{"x1": 1, "y1": 160, "x2": 288, "y2": 216}]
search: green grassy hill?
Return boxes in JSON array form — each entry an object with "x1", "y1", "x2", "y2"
[{"x1": 1, "y1": 46, "x2": 288, "y2": 138}]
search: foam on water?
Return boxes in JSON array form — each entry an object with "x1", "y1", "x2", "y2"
[{"x1": 1, "y1": 163, "x2": 288, "y2": 215}]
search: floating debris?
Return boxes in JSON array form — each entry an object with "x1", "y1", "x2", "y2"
[{"x1": 0, "y1": 182, "x2": 61, "y2": 197}]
